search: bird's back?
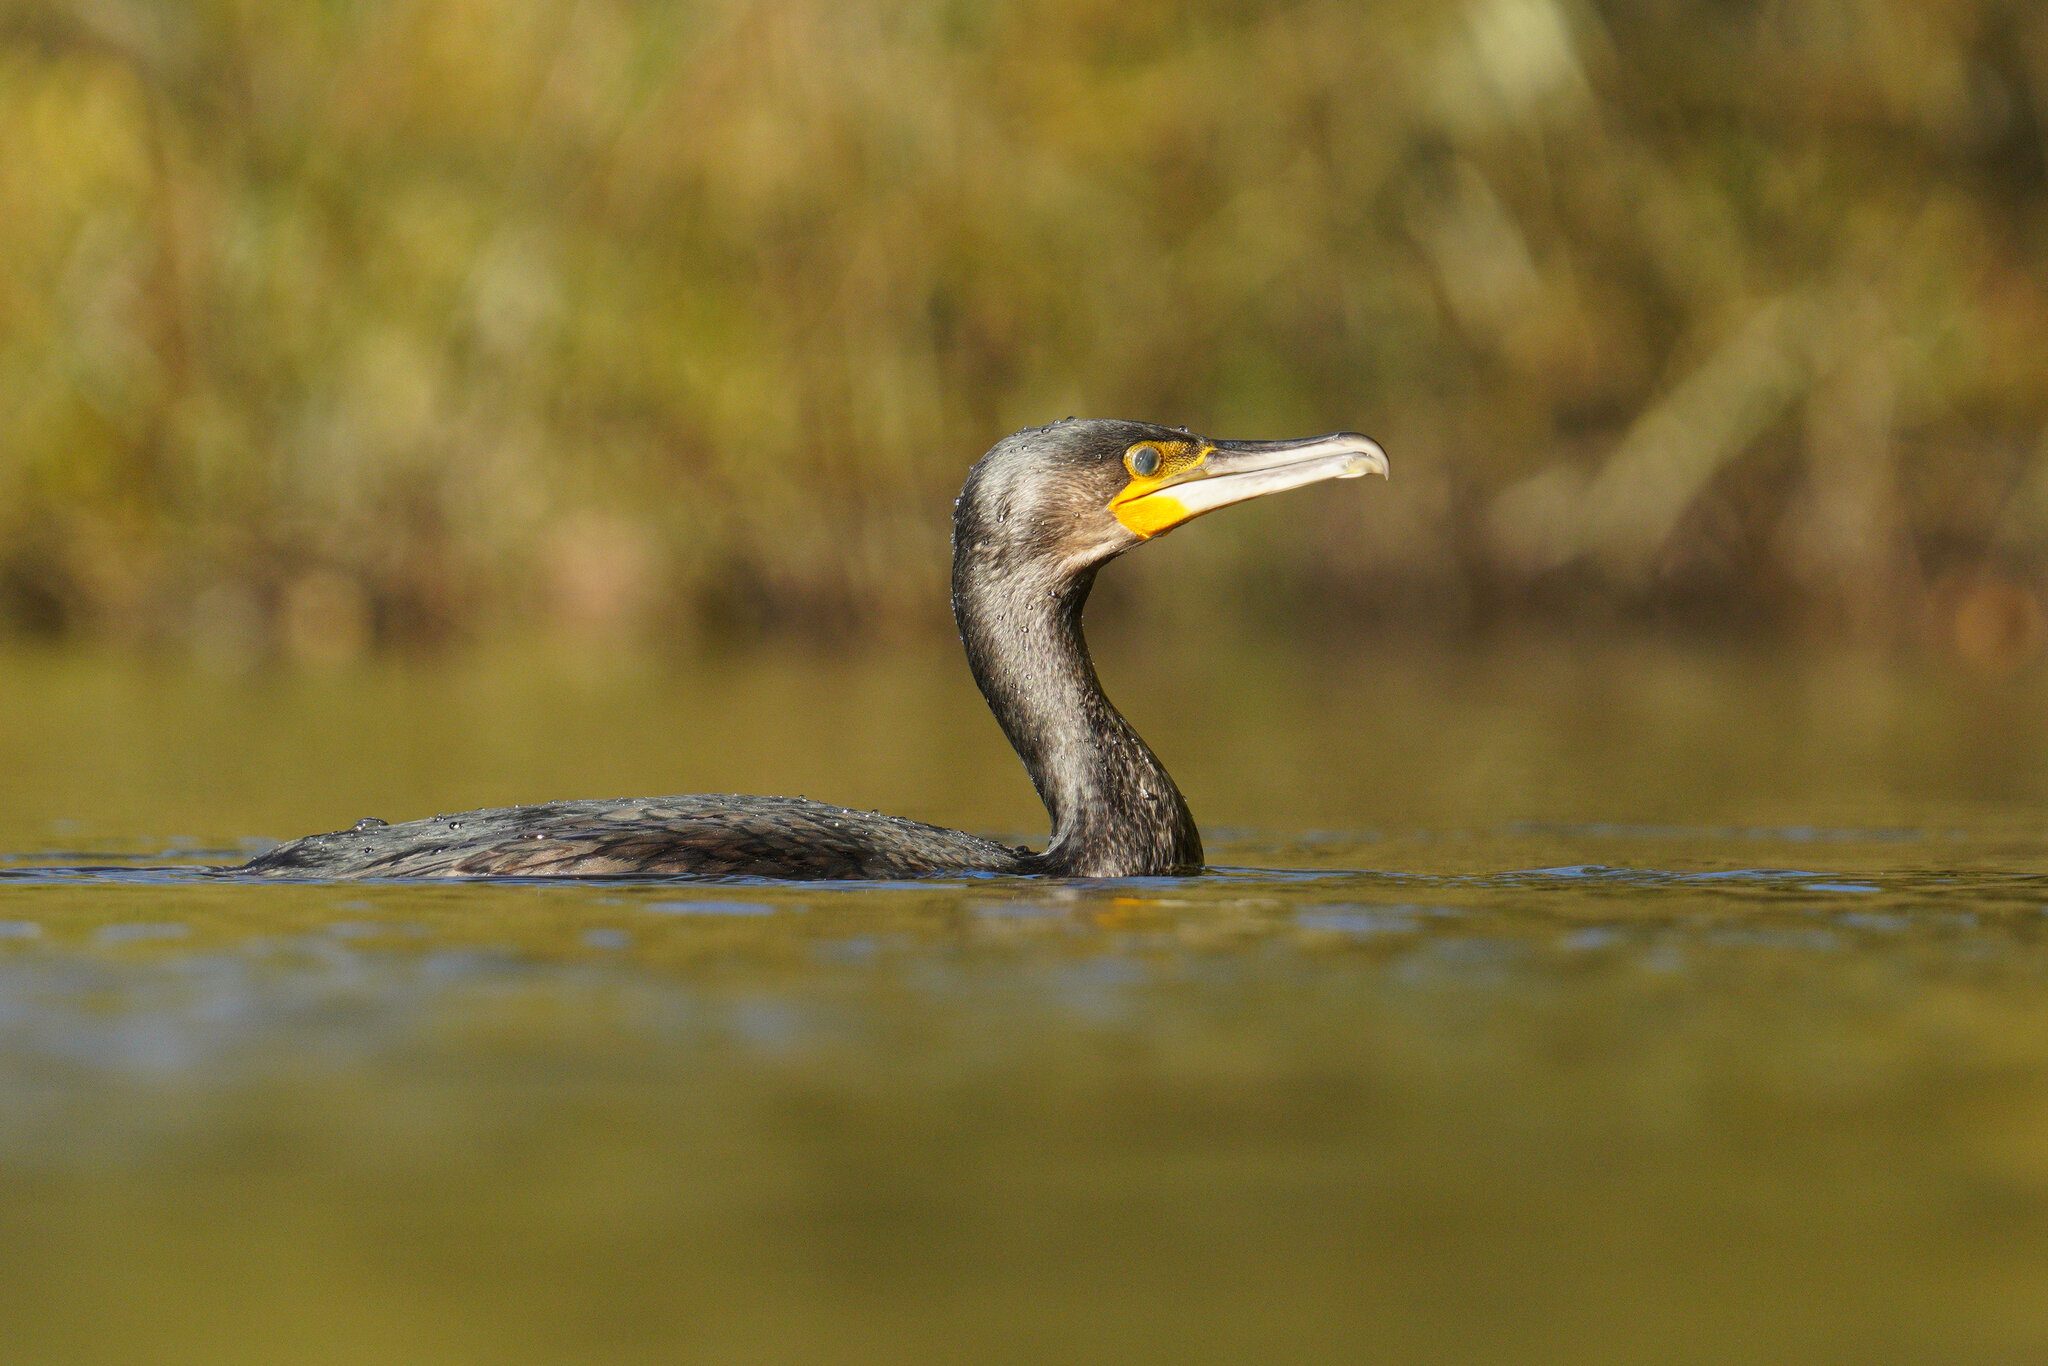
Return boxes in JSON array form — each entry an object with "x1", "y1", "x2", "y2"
[{"x1": 237, "y1": 795, "x2": 1026, "y2": 880}]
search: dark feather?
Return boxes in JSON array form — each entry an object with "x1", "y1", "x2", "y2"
[{"x1": 242, "y1": 796, "x2": 1024, "y2": 880}]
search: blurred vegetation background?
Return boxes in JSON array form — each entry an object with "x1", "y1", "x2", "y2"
[{"x1": 3, "y1": 0, "x2": 2046, "y2": 665}]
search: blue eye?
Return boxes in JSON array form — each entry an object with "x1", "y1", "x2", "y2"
[{"x1": 1129, "y1": 446, "x2": 1161, "y2": 478}]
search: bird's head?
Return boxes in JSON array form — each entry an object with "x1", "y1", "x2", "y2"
[{"x1": 954, "y1": 418, "x2": 1389, "y2": 580}]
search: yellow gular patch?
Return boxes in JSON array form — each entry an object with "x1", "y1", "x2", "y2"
[
  {"x1": 1113, "y1": 489, "x2": 1191, "y2": 538},
  {"x1": 1109, "y1": 441, "x2": 1212, "y2": 538}
]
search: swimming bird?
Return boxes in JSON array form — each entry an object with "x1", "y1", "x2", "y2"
[{"x1": 242, "y1": 420, "x2": 1387, "y2": 880}]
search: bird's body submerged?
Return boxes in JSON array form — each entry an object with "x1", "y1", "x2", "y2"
[
  {"x1": 238, "y1": 420, "x2": 1386, "y2": 882},
  {"x1": 243, "y1": 795, "x2": 1025, "y2": 880}
]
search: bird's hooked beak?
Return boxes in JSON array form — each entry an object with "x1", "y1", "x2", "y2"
[{"x1": 1109, "y1": 432, "x2": 1390, "y2": 539}]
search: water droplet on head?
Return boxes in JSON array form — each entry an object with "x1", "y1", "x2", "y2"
[{"x1": 352, "y1": 817, "x2": 387, "y2": 832}]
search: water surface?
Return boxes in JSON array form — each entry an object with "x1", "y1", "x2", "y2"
[{"x1": 2, "y1": 642, "x2": 2045, "y2": 1363}]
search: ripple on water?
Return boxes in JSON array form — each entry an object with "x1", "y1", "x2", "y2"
[
  {"x1": 1293, "y1": 906, "x2": 1424, "y2": 937},
  {"x1": 644, "y1": 899, "x2": 782, "y2": 916},
  {"x1": 94, "y1": 923, "x2": 193, "y2": 946}
]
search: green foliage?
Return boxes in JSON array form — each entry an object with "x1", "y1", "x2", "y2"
[{"x1": 3, "y1": 0, "x2": 2046, "y2": 656}]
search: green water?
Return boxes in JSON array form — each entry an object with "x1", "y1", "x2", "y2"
[{"x1": 3, "y1": 641, "x2": 2047, "y2": 1363}]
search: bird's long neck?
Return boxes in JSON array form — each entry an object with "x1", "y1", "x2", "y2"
[{"x1": 952, "y1": 543, "x2": 1202, "y2": 877}]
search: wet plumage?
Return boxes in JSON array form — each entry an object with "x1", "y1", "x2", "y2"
[
  {"x1": 240, "y1": 419, "x2": 1386, "y2": 881},
  {"x1": 242, "y1": 796, "x2": 1023, "y2": 879}
]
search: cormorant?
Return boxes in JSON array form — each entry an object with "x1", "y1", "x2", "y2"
[{"x1": 241, "y1": 420, "x2": 1387, "y2": 880}]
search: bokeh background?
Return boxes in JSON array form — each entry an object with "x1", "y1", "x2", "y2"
[{"x1": 6, "y1": 0, "x2": 2047, "y2": 666}]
